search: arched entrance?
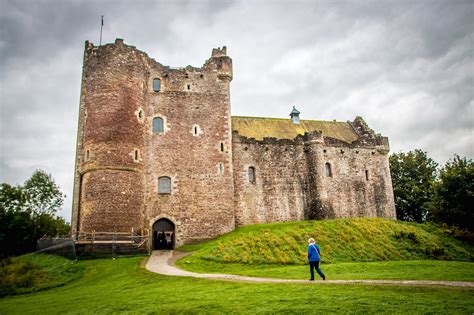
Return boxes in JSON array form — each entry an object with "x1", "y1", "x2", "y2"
[{"x1": 152, "y1": 218, "x2": 175, "y2": 250}]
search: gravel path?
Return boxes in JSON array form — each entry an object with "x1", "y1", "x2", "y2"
[{"x1": 145, "y1": 250, "x2": 474, "y2": 288}]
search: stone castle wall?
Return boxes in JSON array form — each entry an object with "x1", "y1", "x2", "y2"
[
  {"x1": 232, "y1": 123, "x2": 395, "y2": 226},
  {"x1": 143, "y1": 46, "x2": 235, "y2": 246}
]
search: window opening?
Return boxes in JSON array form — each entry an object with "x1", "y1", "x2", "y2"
[
  {"x1": 194, "y1": 126, "x2": 198, "y2": 135},
  {"x1": 187, "y1": 84, "x2": 191, "y2": 90},
  {"x1": 365, "y1": 170, "x2": 369, "y2": 181},
  {"x1": 248, "y1": 167, "x2": 256, "y2": 183},
  {"x1": 325, "y1": 163, "x2": 332, "y2": 177},
  {"x1": 218, "y1": 163, "x2": 224, "y2": 175},
  {"x1": 153, "y1": 117, "x2": 164, "y2": 133},
  {"x1": 153, "y1": 79, "x2": 161, "y2": 92},
  {"x1": 134, "y1": 149, "x2": 139, "y2": 161},
  {"x1": 85, "y1": 149, "x2": 90, "y2": 161},
  {"x1": 138, "y1": 110, "x2": 143, "y2": 119},
  {"x1": 220, "y1": 142, "x2": 224, "y2": 152},
  {"x1": 158, "y1": 176, "x2": 171, "y2": 194}
]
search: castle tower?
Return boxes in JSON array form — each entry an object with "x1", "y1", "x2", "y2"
[
  {"x1": 144, "y1": 46, "x2": 235, "y2": 246},
  {"x1": 71, "y1": 40, "x2": 236, "y2": 247},
  {"x1": 71, "y1": 39, "x2": 147, "y2": 237}
]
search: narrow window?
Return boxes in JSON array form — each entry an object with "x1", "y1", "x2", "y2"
[
  {"x1": 158, "y1": 176, "x2": 171, "y2": 194},
  {"x1": 134, "y1": 149, "x2": 139, "y2": 162},
  {"x1": 187, "y1": 84, "x2": 191, "y2": 90},
  {"x1": 194, "y1": 126, "x2": 198, "y2": 135},
  {"x1": 153, "y1": 79, "x2": 161, "y2": 92},
  {"x1": 325, "y1": 163, "x2": 332, "y2": 177},
  {"x1": 153, "y1": 117, "x2": 164, "y2": 133},
  {"x1": 220, "y1": 142, "x2": 224, "y2": 152},
  {"x1": 248, "y1": 167, "x2": 256, "y2": 183},
  {"x1": 218, "y1": 163, "x2": 224, "y2": 175},
  {"x1": 365, "y1": 170, "x2": 369, "y2": 181},
  {"x1": 85, "y1": 149, "x2": 90, "y2": 161},
  {"x1": 138, "y1": 110, "x2": 143, "y2": 119}
]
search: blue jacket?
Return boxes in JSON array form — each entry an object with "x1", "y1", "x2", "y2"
[{"x1": 308, "y1": 243, "x2": 321, "y2": 262}]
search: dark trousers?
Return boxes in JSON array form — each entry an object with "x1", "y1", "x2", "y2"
[{"x1": 309, "y1": 261, "x2": 325, "y2": 280}]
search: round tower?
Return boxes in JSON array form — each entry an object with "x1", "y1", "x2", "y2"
[{"x1": 72, "y1": 39, "x2": 147, "y2": 235}]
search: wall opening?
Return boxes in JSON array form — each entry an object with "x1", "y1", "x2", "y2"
[
  {"x1": 152, "y1": 218, "x2": 175, "y2": 250},
  {"x1": 85, "y1": 149, "x2": 90, "y2": 161},
  {"x1": 220, "y1": 142, "x2": 224, "y2": 152},
  {"x1": 325, "y1": 163, "x2": 332, "y2": 177},
  {"x1": 153, "y1": 117, "x2": 164, "y2": 133},
  {"x1": 248, "y1": 166, "x2": 256, "y2": 183},
  {"x1": 365, "y1": 170, "x2": 369, "y2": 181},
  {"x1": 158, "y1": 176, "x2": 172, "y2": 194},
  {"x1": 153, "y1": 79, "x2": 161, "y2": 92},
  {"x1": 187, "y1": 84, "x2": 191, "y2": 90},
  {"x1": 134, "y1": 149, "x2": 139, "y2": 162}
]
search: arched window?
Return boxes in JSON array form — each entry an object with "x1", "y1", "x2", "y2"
[
  {"x1": 158, "y1": 176, "x2": 171, "y2": 194},
  {"x1": 153, "y1": 79, "x2": 161, "y2": 92},
  {"x1": 153, "y1": 117, "x2": 164, "y2": 133},
  {"x1": 325, "y1": 163, "x2": 332, "y2": 177},
  {"x1": 248, "y1": 167, "x2": 256, "y2": 183}
]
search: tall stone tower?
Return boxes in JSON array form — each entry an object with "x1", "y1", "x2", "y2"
[{"x1": 71, "y1": 39, "x2": 235, "y2": 246}]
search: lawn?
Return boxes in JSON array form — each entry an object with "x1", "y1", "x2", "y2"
[
  {"x1": 0, "y1": 256, "x2": 473, "y2": 314},
  {"x1": 176, "y1": 257, "x2": 474, "y2": 281}
]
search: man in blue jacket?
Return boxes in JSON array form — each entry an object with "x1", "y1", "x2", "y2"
[{"x1": 307, "y1": 238, "x2": 326, "y2": 281}]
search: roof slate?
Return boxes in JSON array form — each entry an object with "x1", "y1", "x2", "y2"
[{"x1": 231, "y1": 116, "x2": 359, "y2": 143}]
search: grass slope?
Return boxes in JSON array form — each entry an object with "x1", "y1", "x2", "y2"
[
  {"x1": 1, "y1": 257, "x2": 473, "y2": 314},
  {"x1": 0, "y1": 254, "x2": 84, "y2": 297},
  {"x1": 180, "y1": 218, "x2": 473, "y2": 265}
]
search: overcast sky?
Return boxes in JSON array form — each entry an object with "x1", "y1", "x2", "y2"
[{"x1": 1, "y1": 0, "x2": 473, "y2": 222}]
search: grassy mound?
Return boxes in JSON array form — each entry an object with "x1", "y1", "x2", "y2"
[
  {"x1": 0, "y1": 254, "x2": 84, "y2": 297},
  {"x1": 180, "y1": 218, "x2": 473, "y2": 265}
]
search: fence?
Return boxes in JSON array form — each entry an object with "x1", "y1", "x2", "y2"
[{"x1": 75, "y1": 231, "x2": 150, "y2": 258}]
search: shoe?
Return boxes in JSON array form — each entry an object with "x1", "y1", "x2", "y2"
[
  {"x1": 309, "y1": 279, "x2": 314, "y2": 281},
  {"x1": 323, "y1": 277, "x2": 326, "y2": 281}
]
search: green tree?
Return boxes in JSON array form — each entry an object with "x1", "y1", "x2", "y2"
[
  {"x1": 389, "y1": 150, "x2": 438, "y2": 222},
  {"x1": 430, "y1": 155, "x2": 474, "y2": 231},
  {"x1": 0, "y1": 171, "x2": 69, "y2": 258},
  {"x1": 23, "y1": 170, "x2": 65, "y2": 216}
]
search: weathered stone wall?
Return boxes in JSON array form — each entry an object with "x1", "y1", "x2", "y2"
[
  {"x1": 72, "y1": 39, "x2": 147, "y2": 235},
  {"x1": 232, "y1": 134, "x2": 308, "y2": 226},
  {"x1": 232, "y1": 122, "x2": 396, "y2": 225},
  {"x1": 141, "y1": 47, "x2": 235, "y2": 246}
]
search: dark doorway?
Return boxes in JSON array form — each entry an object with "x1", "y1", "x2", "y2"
[{"x1": 152, "y1": 218, "x2": 175, "y2": 250}]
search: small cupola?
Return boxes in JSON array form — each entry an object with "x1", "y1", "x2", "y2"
[{"x1": 290, "y1": 106, "x2": 301, "y2": 124}]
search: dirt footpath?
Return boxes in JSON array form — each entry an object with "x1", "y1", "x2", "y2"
[{"x1": 145, "y1": 250, "x2": 474, "y2": 288}]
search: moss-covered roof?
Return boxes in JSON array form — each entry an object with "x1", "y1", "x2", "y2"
[{"x1": 231, "y1": 116, "x2": 359, "y2": 143}]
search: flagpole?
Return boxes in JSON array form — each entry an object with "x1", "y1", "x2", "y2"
[{"x1": 99, "y1": 15, "x2": 104, "y2": 46}]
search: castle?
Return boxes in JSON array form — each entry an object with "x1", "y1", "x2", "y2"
[{"x1": 71, "y1": 39, "x2": 395, "y2": 249}]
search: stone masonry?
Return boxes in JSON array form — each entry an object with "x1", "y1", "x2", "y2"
[{"x1": 71, "y1": 39, "x2": 396, "y2": 248}]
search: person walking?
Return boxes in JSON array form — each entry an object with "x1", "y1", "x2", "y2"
[{"x1": 307, "y1": 238, "x2": 326, "y2": 281}]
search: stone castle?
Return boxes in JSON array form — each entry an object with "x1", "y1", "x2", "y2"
[{"x1": 71, "y1": 39, "x2": 395, "y2": 249}]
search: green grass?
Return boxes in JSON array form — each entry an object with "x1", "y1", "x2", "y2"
[
  {"x1": 179, "y1": 218, "x2": 473, "y2": 265},
  {"x1": 177, "y1": 258, "x2": 474, "y2": 281},
  {"x1": 1, "y1": 256, "x2": 473, "y2": 314},
  {"x1": 0, "y1": 254, "x2": 84, "y2": 297}
]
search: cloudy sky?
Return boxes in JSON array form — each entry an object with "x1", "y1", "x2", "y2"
[{"x1": 1, "y1": 0, "x2": 472, "y2": 221}]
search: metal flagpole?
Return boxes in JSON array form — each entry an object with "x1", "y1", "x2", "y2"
[{"x1": 99, "y1": 15, "x2": 104, "y2": 46}]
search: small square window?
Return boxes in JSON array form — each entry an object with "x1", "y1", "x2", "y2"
[
  {"x1": 158, "y1": 176, "x2": 171, "y2": 194},
  {"x1": 153, "y1": 79, "x2": 161, "y2": 92}
]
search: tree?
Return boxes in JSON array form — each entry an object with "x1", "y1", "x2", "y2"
[
  {"x1": 23, "y1": 170, "x2": 65, "y2": 216},
  {"x1": 0, "y1": 171, "x2": 69, "y2": 258},
  {"x1": 430, "y1": 155, "x2": 474, "y2": 231},
  {"x1": 389, "y1": 150, "x2": 438, "y2": 222}
]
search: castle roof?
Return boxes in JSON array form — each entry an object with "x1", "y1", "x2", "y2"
[{"x1": 231, "y1": 116, "x2": 359, "y2": 143}]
